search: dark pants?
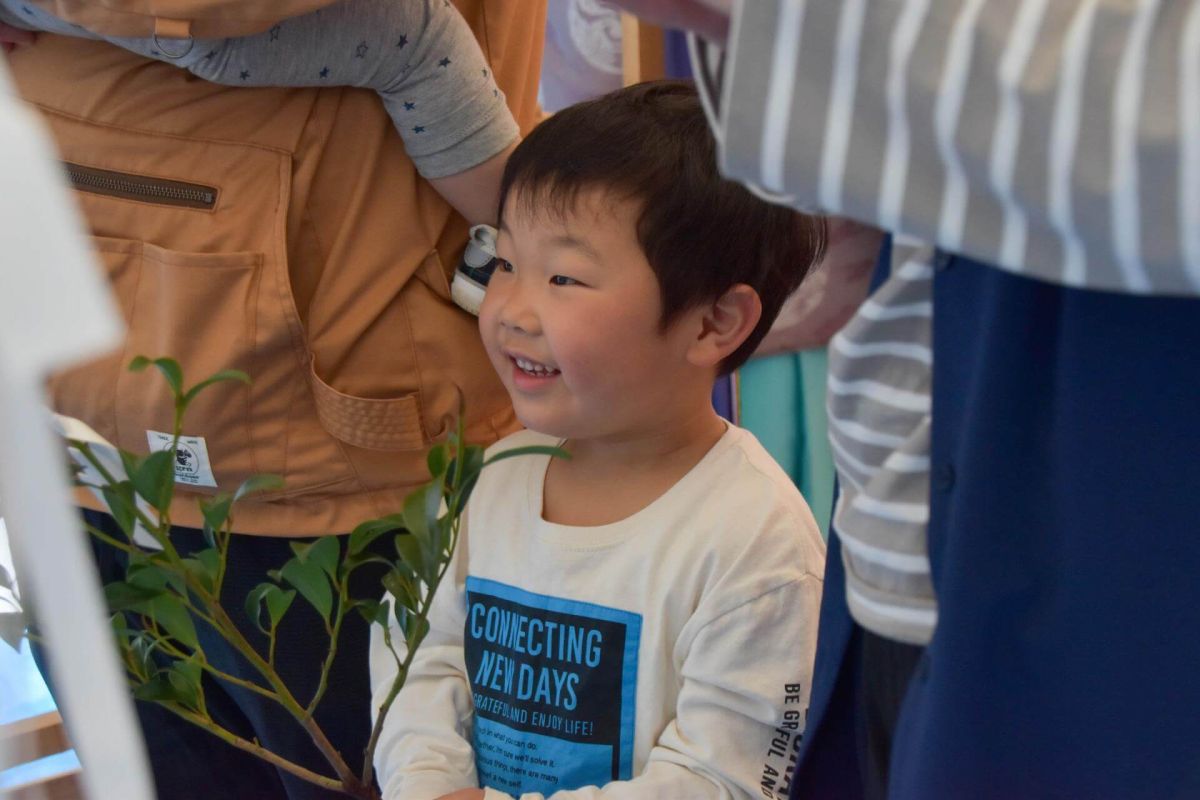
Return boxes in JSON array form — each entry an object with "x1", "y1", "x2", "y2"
[
  {"x1": 858, "y1": 630, "x2": 924, "y2": 800},
  {"x1": 36, "y1": 508, "x2": 389, "y2": 800}
]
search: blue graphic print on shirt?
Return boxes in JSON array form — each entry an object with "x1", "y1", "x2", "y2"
[{"x1": 464, "y1": 578, "x2": 641, "y2": 796}]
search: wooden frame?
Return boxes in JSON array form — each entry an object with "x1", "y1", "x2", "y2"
[{"x1": 620, "y1": 13, "x2": 666, "y2": 85}]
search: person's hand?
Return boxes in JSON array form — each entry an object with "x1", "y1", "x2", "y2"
[
  {"x1": 605, "y1": 0, "x2": 730, "y2": 44},
  {"x1": 0, "y1": 21, "x2": 36, "y2": 54},
  {"x1": 754, "y1": 219, "x2": 882, "y2": 357},
  {"x1": 435, "y1": 790, "x2": 485, "y2": 800}
]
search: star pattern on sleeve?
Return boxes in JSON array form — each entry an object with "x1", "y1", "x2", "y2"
[
  {"x1": 240, "y1": 70, "x2": 250, "y2": 80},
  {"x1": 396, "y1": 35, "x2": 409, "y2": 49},
  {"x1": 319, "y1": 66, "x2": 330, "y2": 78},
  {"x1": 403, "y1": 101, "x2": 416, "y2": 111},
  {"x1": 204, "y1": 50, "x2": 217, "y2": 60},
  {"x1": 355, "y1": 41, "x2": 369, "y2": 59},
  {"x1": 268, "y1": 25, "x2": 281, "y2": 42},
  {"x1": 438, "y1": 57, "x2": 452, "y2": 68},
  {"x1": 413, "y1": 125, "x2": 426, "y2": 134}
]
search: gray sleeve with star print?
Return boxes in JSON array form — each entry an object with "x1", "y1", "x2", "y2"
[{"x1": 0, "y1": 0, "x2": 519, "y2": 179}]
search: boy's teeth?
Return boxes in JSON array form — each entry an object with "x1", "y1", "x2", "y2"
[{"x1": 515, "y1": 357, "x2": 557, "y2": 375}]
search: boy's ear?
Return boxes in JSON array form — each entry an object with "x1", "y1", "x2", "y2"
[{"x1": 686, "y1": 284, "x2": 762, "y2": 369}]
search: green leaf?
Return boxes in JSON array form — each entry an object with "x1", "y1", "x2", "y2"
[
  {"x1": 290, "y1": 536, "x2": 340, "y2": 581},
  {"x1": 100, "y1": 482, "x2": 138, "y2": 540},
  {"x1": 426, "y1": 443, "x2": 449, "y2": 478},
  {"x1": 404, "y1": 472, "x2": 447, "y2": 579},
  {"x1": 196, "y1": 548, "x2": 220, "y2": 579},
  {"x1": 127, "y1": 558, "x2": 185, "y2": 596},
  {"x1": 233, "y1": 474, "x2": 284, "y2": 504},
  {"x1": 401, "y1": 484, "x2": 437, "y2": 553},
  {"x1": 244, "y1": 583, "x2": 274, "y2": 635},
  {"x1": 245, "y1": 581, "x2": 297, "y2": 634},
  {"x1": 181, "y1": 548, "x2": 220, "y2": 594},
  {"x1": 133, "y1": 675, "x2": 180, "y2": 704},
  {"x1": 0, "y1": 611, "x2": 26, "y2": 651},
  {"x1": 181, "y1": 369, "x2": 251, "y2": 410},
  {"x1": 199, "y1": 494, "x2": 233, "y2": 545},
  {"x1": 266, "y1": 588, "x2": 296, "y2": 629},
  {"x1": 167, "y1": 659, "x2": 203, "y2": 712},
  {"x1": 446, "y1": 444, "x2": 485, "y2": 500},
  {"x1": 132, "y1": 449, "x2": 176, "y2": 513},
  {"x1": 341, "y1": 552, "x2": 394, "y2": 574},
  {"x1": 119, "y1": 450, "x2": 140, "y2": 483},
  {"x1": 392, "y1": 533, "x2": 426, "y2": 585},
  {"x1": 129, "y1": 356, "x2": 183, "y2": 398},
  {"x1": 138, "y1": 595, "x2": 200, "y2": 651},
  {"x1": 354, "y1": 599, "x2": 382, "y2": 625},
  {"x1": 404, "y1": 616, "x2": 430, "y2": 652},
  {"x1": 348, "y1": 514, "x2": 406, "y2": 557},
  {"x1": 104, "y1": 581, "x2": 163, "y2": 614},
  {"x1": 450, "y1": 471, "x2": 481, "y2": 519},
  {"x1": 382, "y1": 567, "x2": 420, "y2": 615},
  {"x1": 482, "y1": 444, "x2": 570, "y2": 467},
  {"x1": 128, "y1": 631, "x2": 163, "y2": 678},
  {"x1": 279, "y1": 558, "x2": 332, "y2": 621}
]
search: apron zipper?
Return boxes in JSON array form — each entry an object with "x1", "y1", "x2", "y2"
[{"x1": 64, "y1": 162, "x2": 217, "y2": 210}]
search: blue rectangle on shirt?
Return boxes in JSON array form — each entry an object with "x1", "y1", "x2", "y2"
[{"x1": 465, "y1": 577, "x2": 642, "y2": 795}]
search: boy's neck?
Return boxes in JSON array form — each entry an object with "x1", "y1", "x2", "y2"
[{"x1": 541, "y1": 406, "x2": 729, "y2": 527}]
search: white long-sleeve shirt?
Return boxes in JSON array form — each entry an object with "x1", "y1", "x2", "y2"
[{"x1": 370, "y1": 426, "x2": 826, "y2": 800}]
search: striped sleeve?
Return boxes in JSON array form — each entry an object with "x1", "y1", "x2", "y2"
[{"x1": 702, "y1": 0, "x2": 1200, "y2": 296}]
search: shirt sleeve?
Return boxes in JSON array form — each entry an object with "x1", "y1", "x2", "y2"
[
  {"x1": 704, "y1": 0, "x2": 1200, "y2": 296},
  {"x1": 479, "y1": 574, "x2": 824, "y2": 800},
  {"x1": 373, "y1": 0, "x2": 519, "y2": 178},
  {"x1": 85, "y1": 0, "x2": 519, "y2": 181},
  {"x1": 370, "y1": 527, "x2": 480, "y2": 800}
]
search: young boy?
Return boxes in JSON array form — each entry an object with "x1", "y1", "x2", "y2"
[
  {"x1": 0, "y1": 0, "x2": 516, "y2": 225},
  {"x1": 370, "y1": 81, "x2": 828, "y2": 800}
]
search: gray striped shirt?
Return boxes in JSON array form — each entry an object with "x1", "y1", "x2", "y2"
[{"x1": 692, "y1": 0, "x2": 1200, "y2": 644}]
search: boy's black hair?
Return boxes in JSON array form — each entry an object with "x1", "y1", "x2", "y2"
[{"x1": 497, "y1": 80, "x2": 826, "y2": 374}]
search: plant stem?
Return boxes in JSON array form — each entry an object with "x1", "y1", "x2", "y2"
[
  {"x1": 213, "y1": 526, "x2": 232, "y2": 597},
  {"x1": 307, "y1": 581, "x2": 348, "y2": 714},
  {"x1": 84, "y1": 524, "x2": 138, "y2": 556},
  {"x1": 154, "y1": 638, "x2": 279, "y2": 703},
  {"x1": 201, "y1": 598, "x2": 362, "y2": 790},
  {"x1": 161, "y1": 704, "x2": 368, "y2": 796},
  {"x1": 360, "y1": 517, "x2": 460, "y2": 786}
]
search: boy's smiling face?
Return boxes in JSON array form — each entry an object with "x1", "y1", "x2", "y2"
[{"x1": 480, "y1": 187, "x2": 710, "y2": 443}]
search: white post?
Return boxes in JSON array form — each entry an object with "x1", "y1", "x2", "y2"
[{"x1": 0, "y1": 60, "x2": 155, "y2": 800}]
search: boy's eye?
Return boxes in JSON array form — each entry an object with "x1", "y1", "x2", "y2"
[
  {"x1": 549, "y1": 275, "x2": 579, "y2": 286},
  {"x1": 495, "y1": 258, "x2": 515, "y2": 273}
]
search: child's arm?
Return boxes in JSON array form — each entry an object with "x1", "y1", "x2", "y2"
[
  {"x1": 370, "y1": 528, "x2": 480, "y2": 800},
  {"x1": 473, "y1": 574, "x2": 824, "y2": 800},
  {"x1": 5, "y1": 0, "x2": 517, "y2": 224},
  {"x1": 428, "y1": 140, "x2": 517, "y2": 226}
]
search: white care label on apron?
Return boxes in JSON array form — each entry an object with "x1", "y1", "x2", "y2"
[{"x1": 146, "y1": 430, "x2": 218, "y2": 488}]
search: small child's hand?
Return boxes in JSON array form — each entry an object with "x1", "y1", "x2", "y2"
[
  {"x1": 0, "y1": 22, "x2": 36, "y2": 54},
  {"x1": 435, "y1": 791, "x2": 485, "y2": 800}
]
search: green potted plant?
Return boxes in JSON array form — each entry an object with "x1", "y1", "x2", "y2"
[{"x1": 1, "y1": 357, "x2": 559, "y2": 799}]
